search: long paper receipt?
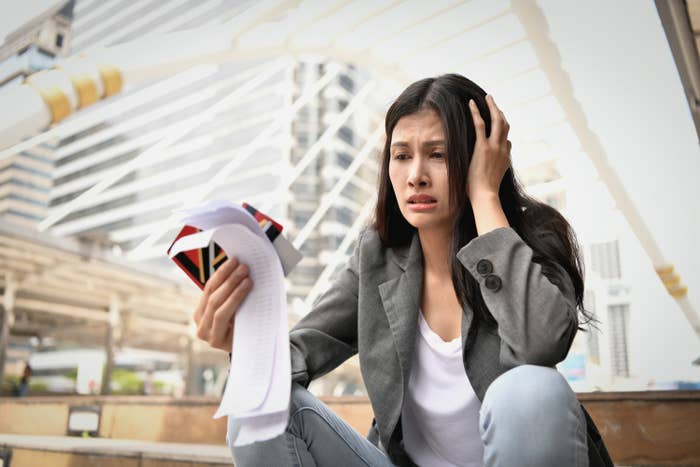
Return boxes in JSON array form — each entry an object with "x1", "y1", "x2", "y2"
[{"x1": 169, "y1": 203, "x2": 291, "y2": 446}]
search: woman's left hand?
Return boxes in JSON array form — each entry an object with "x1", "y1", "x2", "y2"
[{"x1": 467, "y1": 94, "x2": 512, "y2": 202}]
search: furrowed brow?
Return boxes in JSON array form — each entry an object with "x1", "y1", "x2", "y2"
[{"x1": 390, "y1": 140, "x2": 445, "y2": 148}]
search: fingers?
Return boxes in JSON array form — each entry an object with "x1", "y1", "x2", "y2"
[
  {"x1": 485, "y1": 95, "x2": 501, "y2": 140},
  {"x1": 468, "y1": 99, "x2": 486, "y2": 142},
  {"x1": 208, "y1": 263, "x2": 250, "y2": 313},
  {"x1": 210, "y1": 277, "x2": 253, "y2": 347},
  {"x1": 469, "y1": 96, "x2": 510, "y2": 146},
  {"x1": 205, "y1": 256, "x2": 239, "y2": 296},
  {"x1": 485, "y1": 94, "x2": 509, "y2": 143},
  {"x1": 197, "y1": 262, "x2": 250, "y2": 342},
  {"x1": 193, "y1": 256, "x2": 239, "y2": 324}
]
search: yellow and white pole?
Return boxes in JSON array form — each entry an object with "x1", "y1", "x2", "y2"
[{"x1": 0, "y1": 57, "x2": 123, "y2": 148}]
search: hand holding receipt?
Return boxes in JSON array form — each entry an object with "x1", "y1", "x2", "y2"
[{"x1": 167, "y1": 200, "x2": 302, "y2": 446}]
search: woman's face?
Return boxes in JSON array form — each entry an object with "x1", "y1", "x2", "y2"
[{"x1": 389, "y1": 108, "x2": 456, "y2": 233}]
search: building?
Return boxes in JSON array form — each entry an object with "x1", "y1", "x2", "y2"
[{"x1": 0, "y1": 2, "x2": 73, "y2": 229}]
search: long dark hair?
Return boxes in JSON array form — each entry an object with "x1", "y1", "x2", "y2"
[{"x1": 372, "y1": 73, "x2": 596, "y2": 334}]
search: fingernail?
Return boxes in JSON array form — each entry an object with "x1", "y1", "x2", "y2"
[{"x1": 468, "y1": 99, "x2": 474, "y2": 106}]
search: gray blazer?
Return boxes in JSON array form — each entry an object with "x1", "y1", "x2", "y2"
[{"x1": 289, "y1": 226, "x2": 613, "y2": 466}]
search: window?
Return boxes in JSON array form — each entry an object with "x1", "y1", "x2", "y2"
[
  {"x1": 292, "y1": 209, "x2": 314, "y2": 226},
  {"x1": 56, "y1": 33, "x2": 64, "y2": 48},
  {"x1": 590, "y1": 240, "x2": 621, "y2": 279},
  {"x1": 338, "y1": 126, "x2": 354, "y2": 145},
  {"x1": 339, "y1": 74, "x2": 354, "y2": 92},
  {"x1": 584, "y1": 290, "x2": 600, "y2": 365},
  {"x1": 608, "y1": 304, "x2": 630, "y2": 377},
  {"x1": 337, "y1": 152, "x2": 353, "y2": 168},
  {"x1": 326, "y1": 234, "x2": 343, "y2": 250},
  {"x1": 329, "y1": 205, "x2": 354, "y2": 225}
]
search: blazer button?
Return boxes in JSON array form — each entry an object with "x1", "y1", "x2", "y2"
[
  {"x1": 485, "y1": 274, "x2": 502, "y2": 292},
  {"x1": 476, "y1": 259, "x2": 493, "y2": 275}
]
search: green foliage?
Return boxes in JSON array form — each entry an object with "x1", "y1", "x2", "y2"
[
  {"x1": 1, "y1": 374, "x2": 20, "y2": 394},
  {"x1": 110, "y1": 368, "x2": 144, "y2": 395},
  {"x1": 0, "y1": 375, "x2": 46, "y2": 395},
  {"x1": 65, "y1": 368, "x2": 78, "y2": 381},
  {"x1": 153, "y1": 380, "x2": 168, "y2": 393},
  {"x1": 28, "y1": 381, "x2": 47, "y2": 392}
]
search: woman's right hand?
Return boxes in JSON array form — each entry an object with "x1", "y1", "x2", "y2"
[{"x1": 193, "y1": 257, "x2": 253, "y2": 353}]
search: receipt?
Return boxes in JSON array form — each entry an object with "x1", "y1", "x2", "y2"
[{"x1": 168, "y1": 202, "x2": 292, "y2": 445}]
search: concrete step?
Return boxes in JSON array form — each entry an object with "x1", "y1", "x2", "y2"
[
  {"x1": 0, "y1": 434, "x2": 231, "y2": 467},
  {"x1": 579, "y1": 390, "x2": 700, "y2": 465},
  {"x1": 0, "y1": 395, "x2": 372, "y2": 445},
  {"x1": 1, "y1": 391, "x2": 699, "y2": 465}
]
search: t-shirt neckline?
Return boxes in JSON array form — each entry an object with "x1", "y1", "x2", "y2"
[{"x1": 417, "y1": 309, "x2": 462, "y2": 356}]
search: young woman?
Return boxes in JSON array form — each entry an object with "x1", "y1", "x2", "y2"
[{"x1": 193, "y1": 74, "x2": 614, "y2": 467}]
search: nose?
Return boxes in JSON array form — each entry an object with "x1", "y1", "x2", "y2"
[{"x1": 407, "y1": 158, "x2": 429, "y2": 187}]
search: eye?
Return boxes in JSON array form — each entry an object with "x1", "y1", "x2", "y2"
[
  {"x1": 393, "y1": 153, "x2": 409, "y2": 160},
  {"x1": 430, "y1": 152, "x2": 444, "y2": 159}
]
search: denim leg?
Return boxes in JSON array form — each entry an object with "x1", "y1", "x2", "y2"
[
  {"x1": 229, "y1": 382, "x2": 397, "y2": 467},
  {"x1": 478, "y1": 365, "x2": 589, "y2": 467}
]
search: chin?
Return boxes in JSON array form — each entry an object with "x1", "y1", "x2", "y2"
[
  {"x1": 401, "y1": 213, "x2": 445, "y2": 231},
  {"x1": 396, "y1": 202, "x2": 453, "y2": 229}
]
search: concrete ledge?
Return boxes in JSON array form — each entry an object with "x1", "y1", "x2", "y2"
[
  {"x1": 0, "y1": 396, "x2": 230, "y2": 444},
  {"x1": 577, "y1": 391, "x2": 700, "y2": 466},
  {"x1": 0, "y1": 434, "x2": 231, "y2": 466},
  {"x1": 0, "y1": 395, "x2": 373, "y2": 444},
  {"x1": 2, "y1": 390, "x2": 699, "y2": 465}
]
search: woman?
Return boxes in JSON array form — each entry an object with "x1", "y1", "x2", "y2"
[
  {"x1": 17, "y1": 362, "x2": 31, "y2": 397},
  {"x1": 193, "y1": 74, "x2": 613, "y2": 467}
]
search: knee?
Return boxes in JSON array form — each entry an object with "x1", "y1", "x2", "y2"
[
  {"x1": 479, "y1": 366, "x2": 588, "y2": 466},
  {"x1": 227, "y1": 383, "x2": 311, "y2": 464},
  {"x1": 290, "y1": 381, "x2": 315, "y2": 411},
  {"x1": 482, "y1": 365, "x2": 575, "y2": 420},
  {"x1": 228, "y1": 383, "x2": 309, "y2": 448}
]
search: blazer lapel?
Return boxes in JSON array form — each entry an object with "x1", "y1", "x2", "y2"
[
  {"x1": 378, "y1": 232, "x2": 423, "y2": 396},
  {"x1": 461, "y1": 293, "x2": 474, "y2": 350},
  {"x1": 378, "y1": 231, "x2": 476, "y2": 377}
]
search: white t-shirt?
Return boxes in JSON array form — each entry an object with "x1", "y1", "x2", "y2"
[{"x1": 401, "y1": 310, "x2": 485, "y2": 467}]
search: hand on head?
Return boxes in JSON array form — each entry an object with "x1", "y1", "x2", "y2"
[{"x1": 466, "y1": 94, "x2": 512, "y2": 202}]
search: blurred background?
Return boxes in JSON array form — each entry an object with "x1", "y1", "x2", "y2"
[
  {"x1": 0, "y1": 0, "x2": 700, "y2": 395},
  {"x1": 0, "y1": 0, "x2": 699, "y2": 465}
]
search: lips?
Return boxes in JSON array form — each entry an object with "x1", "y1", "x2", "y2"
[{"x1": 407, "y1": 194, "x2": 437, "y2": 204}]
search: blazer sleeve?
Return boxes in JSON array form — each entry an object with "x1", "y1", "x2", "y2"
[
  {"x1": 456, "y1": 226, "x2": 578, "y2": 368},
  {"x1": 288, "y1": 230, "x2": 364, "y2": 388}
]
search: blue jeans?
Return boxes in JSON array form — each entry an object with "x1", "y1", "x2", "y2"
[{"x1": 228, "y1": 365, "x2": 589, "y2": 466}]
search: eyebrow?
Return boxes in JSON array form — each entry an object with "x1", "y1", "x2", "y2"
[{"x1": 390, "y1": 140, "x2": 446, "y2": 148}]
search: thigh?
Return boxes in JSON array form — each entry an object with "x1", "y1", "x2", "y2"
[
  {"x1": 229, "y1": 383, "x2": 397, "y2": 467},
  {"x1": 479, "y1": 365, "x2": 588, "y2": 467},
  {"x1": 286, "y1": 383, "x2": 397, "y2": 467}
]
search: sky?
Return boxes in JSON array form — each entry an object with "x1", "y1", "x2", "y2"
[
  {"x1": 538, "y1": 0, "x2": 700, "y2": 381},
  {"x1": 0, "y1": 0, "x2": 62, "y2": 43}
]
